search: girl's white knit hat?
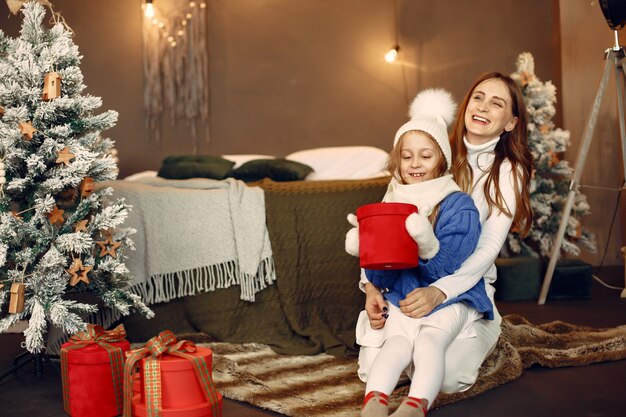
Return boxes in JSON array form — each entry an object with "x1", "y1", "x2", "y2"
[{"x1": 393, "y1": 88, "x2": 457, "y2": 170}]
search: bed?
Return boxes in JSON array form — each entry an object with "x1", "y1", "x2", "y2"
[{"x1": 67, "y1": 146, "x2": 392, "y2": 358}]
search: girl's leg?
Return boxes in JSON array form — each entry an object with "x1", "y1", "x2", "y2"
[
  {"x1": 389, "y1": 326, "x2": 454, "y2": 417},
  {"x1": 362, "y1": 335, "x2": 412, "y2": 417},
  {"x1": 408, "y1": 325, "x2": 454, "y2": 404},
  {"x1": 366, "y1": 335, "x2": 413, "y2": 394}
]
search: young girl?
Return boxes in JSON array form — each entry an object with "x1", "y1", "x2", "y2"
[
  {"x1": 360, "y1": 73, "x2": 532, "y2": 400},
  {"x1": 345, "y1": 89, "x2": 494, "y2": 417}
]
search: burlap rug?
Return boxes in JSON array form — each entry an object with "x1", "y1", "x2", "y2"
[{"x1": 190, "y1": 314, "x2": 626, "y2": 417}]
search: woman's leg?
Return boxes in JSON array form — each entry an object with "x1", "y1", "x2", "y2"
[{"x1": 440, "y1": 309, "x2": 501, "y2": 393}]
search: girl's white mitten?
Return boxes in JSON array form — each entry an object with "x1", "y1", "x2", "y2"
[
  {"x1": 345, "y1": 213, "x2": 360, "y2": 257},
  {"x1": 405, "y1": 212, "x2": 439, "y2": 259}
]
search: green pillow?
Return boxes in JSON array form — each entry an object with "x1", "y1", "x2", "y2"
[
  {"x1": 233, "y1": 158, "x2": 314, "y2": 182},
  {"x1": 158, "y1": 155, "x2": 235, "y2": 180}
]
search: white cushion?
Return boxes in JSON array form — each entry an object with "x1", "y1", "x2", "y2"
[
  {"x1": 285, "y1": 146, "x2": 389, "y2": 180},
  {"x1": 124, "y1": 170, "x2": 158, "y2": 181},
  {"x1": 222, "y1": 154, "x2": 275, "y2": 169}
]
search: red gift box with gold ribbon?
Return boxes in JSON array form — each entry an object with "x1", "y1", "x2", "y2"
[
  {"x1": 61, "y1": 324, "x2": 130, "y2": 417},
  {"x1": 123, "y1": 330, "x2": 222, "y2": 417}
]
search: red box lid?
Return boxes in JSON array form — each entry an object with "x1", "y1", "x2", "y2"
[
  {"x1": 139, "y1": 346, "x2": 213, "y2": 371},
  {"x1": 62, "y1": 340, "x2": 130, "y2": 364}
]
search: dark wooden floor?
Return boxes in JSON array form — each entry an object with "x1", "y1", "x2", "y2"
[{"x1": 1, "y1": 266, "x2": 625, "y2": 417}]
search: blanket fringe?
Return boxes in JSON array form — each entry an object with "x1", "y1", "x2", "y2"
[{"x1": 45, "y1": 257, "x2": 276, "y2": 355}]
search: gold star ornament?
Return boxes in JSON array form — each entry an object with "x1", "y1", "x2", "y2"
[
  {"x1": 48, "y1": 205, "x2": 65, "y2": 226},
  {"x1": 74, "y1": 219, "x2": 89, "y2": 233},
  {"x1": 18, "y1": 121, "x2": 37, "y2": 141},
  {"x1": 67, "y1": 258, "x2": 92, "y2": 286},
  {"x1": 56, "y1": 147, "x2": 75, "y2": 166},
  {"x1": 96, "y1": 232, "x2": 122, "y2": 258}
]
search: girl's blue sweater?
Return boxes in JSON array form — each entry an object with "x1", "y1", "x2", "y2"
[{"x1": 365, "y1": 192, "x2": 493, "y2": 320}]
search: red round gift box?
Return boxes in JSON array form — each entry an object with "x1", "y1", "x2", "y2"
[
  {"x1": 356, "y1": 202, "x2": 419, "y2": 270},
  {"x1": 132, "y1": 346, "x2": 222, "y2": 417},
  {"x1": 62, "y1": 339, "x2": 130, "y2": 417}
]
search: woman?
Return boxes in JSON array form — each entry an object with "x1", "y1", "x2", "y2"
[{"x1": 360, "y1": 72, "x2": 533, "y2": 396}]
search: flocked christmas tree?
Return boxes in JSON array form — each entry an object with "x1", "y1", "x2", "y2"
[
  {"x1": 504, "y1": 52, "x2": 597, "y2": 258},
  {"x1": 0, "y1": 2, "x2": 152, "y2": 353}
]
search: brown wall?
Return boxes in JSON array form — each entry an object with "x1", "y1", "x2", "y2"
[
  {"x1": 16, "y1": 2, "x2": 626, "y2": 265},
  {"x1": 0, "y1": 0, "x2": 560, "y2": 175},
  {"x1": 560, "y1": 1, "x2": 625, "y2": 265}
]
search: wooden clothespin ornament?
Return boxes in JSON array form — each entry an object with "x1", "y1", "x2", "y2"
[
  {"x1": 79, "y1": 177, "x2": 95, "y2": 198},
  {"x1": 8, "y1": 282, "x2": 25, "y2": 314},
  {"x1": 42, "y1": 71, "x2": 62, "y2": 101}
]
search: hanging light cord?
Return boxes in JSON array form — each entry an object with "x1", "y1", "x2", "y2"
[{"x1": 392, "y1": 0, "x2": 409, "y2": 106}]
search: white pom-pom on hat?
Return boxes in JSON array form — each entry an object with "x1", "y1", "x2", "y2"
[
  {"x1": 408, "y1": 88, "x2": 457, "y2": 127},
  {"x1": 393, "y1": 88, "x2": 457, "y2": 170}
]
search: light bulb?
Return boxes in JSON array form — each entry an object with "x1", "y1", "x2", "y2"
[
  {"x1": 384, "y1": 46, "x2": 399, "y2": 63},
  {"x1": 144, "y1": 1, "x2": 155, "y2": 19}
]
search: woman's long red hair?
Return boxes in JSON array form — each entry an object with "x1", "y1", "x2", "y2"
[{"x1": 450, "y1": 72, "x2": 533, "y2": 237}]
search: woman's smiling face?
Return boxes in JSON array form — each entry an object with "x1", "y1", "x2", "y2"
[
  {"x1": 399, "y1": 131, "x2": 443, "y2": 184},
  {"x1": 464, "y1": 78, "x2": 518, "y2": 145}
]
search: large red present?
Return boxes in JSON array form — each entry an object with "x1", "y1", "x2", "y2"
[
  {"x1": 61, "y1": 324, "x2": 129, "y2": 417},
  {"x1": 357, "y1": 202, "x2": 419, "y2": 270},
  {"x1": 123, "y1": 330, "x2": 222, "y2": 417}
]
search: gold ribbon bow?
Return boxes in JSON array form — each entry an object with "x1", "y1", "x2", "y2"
[
  {"x1": 61, "y1": 324, "x2": 127, "y2": 415},
  {"x1": 123, "y1": 330, "x2": 221, "y2": 417}
]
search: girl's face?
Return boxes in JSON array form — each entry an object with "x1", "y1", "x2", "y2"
[
  {"x1": 464, "y1": 78, "x2": 518, "y2": 145},
  {"x1": 399, "y1": 131, "x2": 442, "y2": 184}
]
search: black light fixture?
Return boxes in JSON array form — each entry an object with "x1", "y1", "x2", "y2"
[
  {"x1": 599, "y1": 0, "x2": 626, "y2": 30},
  {"x1": 144, "y1": 0, "x2": 155, "y2": 18}
]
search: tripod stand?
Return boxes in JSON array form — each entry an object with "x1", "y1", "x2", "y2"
[{"x1": 538, "y1": 30, "x2": 626, "y2": 304}]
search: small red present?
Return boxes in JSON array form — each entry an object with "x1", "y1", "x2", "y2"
[
  {"x1": 123, "y1": 330, "x2": 222, "y2": 417},
  {"x1": 357, "y1": 202, "x2": 419, "y2": 270},
  {"x1": 61, "y1": 324, "x2": 129, "y2": 417}
]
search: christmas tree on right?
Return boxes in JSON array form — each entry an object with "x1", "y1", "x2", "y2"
[{"x1": 505, "y1": 52, "x2": 597, "y2": 258}]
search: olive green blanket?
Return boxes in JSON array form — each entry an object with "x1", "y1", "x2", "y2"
[{"x1": 121, "y1": 177, "x2": 389, "y2": 357}]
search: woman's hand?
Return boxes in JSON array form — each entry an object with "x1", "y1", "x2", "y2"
[
  {"x1": 399, "y1": 286, "x2": 446, "y2": 318},
  {"x1": 364, "y1": 282, "x2": 388, "y2": 329}
]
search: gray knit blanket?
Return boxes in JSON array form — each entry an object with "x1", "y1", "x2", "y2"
[{"x1": 105, "y1": 177, "x2": 276, "y2": 304}]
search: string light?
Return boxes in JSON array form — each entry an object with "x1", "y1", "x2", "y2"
[
  {"x1": 144, "y1": 0, "x2": 155, "y2": 19},
  {"x1": 142, "y1": 0, "x2": 204, "y2": 49},
  {"x1": 384, "y1": 45, "x2": 399, "y2": 63}
]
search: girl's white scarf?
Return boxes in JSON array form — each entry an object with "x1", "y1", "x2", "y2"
[{"x1": 382, "y1": 174, "x2": 461, "y2": 216}]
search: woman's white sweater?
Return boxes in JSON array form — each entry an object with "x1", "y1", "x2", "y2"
[{"x1": 431, "y1": 136, "x2": 518, "y2": 303}]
